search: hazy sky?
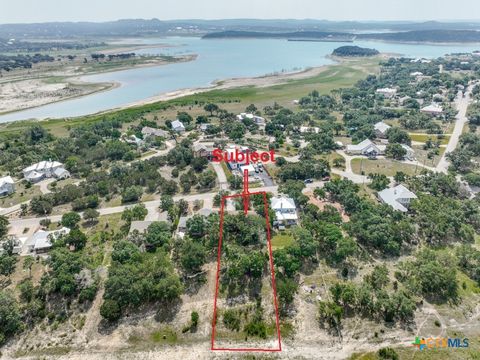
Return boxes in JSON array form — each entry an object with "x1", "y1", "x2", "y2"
[{"x1": 2, "y1": 0, "x2": 480, "y2": 24}]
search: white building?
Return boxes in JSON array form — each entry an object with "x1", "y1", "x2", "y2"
[
  {"x1": 236, "y1": 113, "x2": 266, "y2": 126},
  {"x1": 141, "y1": 126, "x2": 169, "y2": 139},
  {"x1": 171, "y1": 120, "x2": 186, "y2": 133},
  {"x1": 346, "y1": 139, "x2": 385, "y2": 157},
  {"x1": 271, "y1": 195, "x2": 298, "y2": 226},
  {"x1": 378, "y1": 185, "x2": 417, "y2": 212},
  {"x1": 374, "y1": 122, "x2": 391, "y2": 138},
  {"x1": 421, "y1": 103, "x2": 444, "y2": 116},
  {"x1": 376, "y1": 88, "x2": 397, "y2": 98},
  {"x1": 0, "y1": 176, "x2": 15, "y2": 197},
  {"x1": 410, "y1": 71, "x2": 423, "y2": 77},
  {"x1": 23, "y1": 161, "x2": 70, "y2": 183},
  {"x1": 299, "y1": 126, "x2": 320, "y2": 134},
  {"x1": 26, "y1": 227, "x2": 70, "y2": 254}
]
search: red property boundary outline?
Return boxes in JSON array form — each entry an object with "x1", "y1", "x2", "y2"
[{"x1": 211, "y1": 170, "x2": 282, "y2": 352}]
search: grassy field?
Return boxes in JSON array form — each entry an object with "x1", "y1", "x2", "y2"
[
  {"x1": 351, "y1": 158, "x2": 420, "y2": 177},
  {"x1": 409, "y1": 133, "x2": 450, "y2": 145},
  {"x1": 0, "y1": 182, "x2": 41, "y2": 207},
  {"x1": 271, "y1": 231, "x2": 295, "y2": 250}
]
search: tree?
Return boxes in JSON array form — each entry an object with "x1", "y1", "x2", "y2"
[
  {"x1": 0, "y1": 291, "x2": 22, "y2": 344},
  {"x1": 245, "y1": 104, "x2": 258, "y2": 113},
  {"x1": 160, "y1": 195, "x2": 174, "y2": 212},
  {"x1": 64, "y1": 228, "x2": 87, "y2": 251},
  {"x1": 145, "y1": 222, "x2": 171, "y2": 251},
  {"x1": 121, "y1": 186, "x2": 143, "y2": 203},
  {"x1": 0, "y1": 255, "x2": 16, "y2": 278},
  {"x1": 386, "y1": 127, "x2": 411, "y2": 145},
  {"x1": 191, "y1": 311, "x2": 199, "y2": 329},
  {"x1": 204, "y1": 103, "x2": 219, "y2": 116},
  {"x1": 378, "y1": 347, "x2": 399, "y2": 360},
  {"x1": 0, "y1": 215, "x2": 9, "y2": 238},
  {"x1": 100, "y1": 299, "x2": 121, "y2": 321},
  {"x1": 176, "y1": 199, "x2": 189, "y2": 216},
  {"x1": 198, "y1": 170, "x2": 216, "y2": 189},
  {"x1": 23, "y1": 256, "x2": 35, "y2": 278},
  {"x1": 386, "y1": 143, "x2": 407, "y2": 160},
  {"x1": 186, "y1": 215, "x2": 206, "y2": 239},
  {"x1": 61, "y1": 212, "x2": 81, "y2": 229},
  {"x1": 180, "y1": 239, "x2": 207, "y2": 274},
  {"x1": 83, "y1": 208, "x2": 100, "y2": 224},
  {"x1": 368, "y1": 173, "x2": 390, "y2": 191}
]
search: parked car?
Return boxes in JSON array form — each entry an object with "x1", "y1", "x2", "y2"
[{"x1": 304, "y1": 178, "x2": 314, "y2": 184}]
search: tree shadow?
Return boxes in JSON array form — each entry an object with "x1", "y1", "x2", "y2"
[{"x1": 155, "y1": 297, "x2": 183, "y2": 323}]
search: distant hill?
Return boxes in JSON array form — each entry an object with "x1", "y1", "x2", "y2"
[
  {"x1": 332, "y1": 46, "x2": 379, "y2": 57},
  {"x1": 357, "y1": 30, "x2": 480, "y2": 43}
]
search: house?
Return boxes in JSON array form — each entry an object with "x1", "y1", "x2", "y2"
[
  {"x1": 122, "y1": 134, "x2": 144, "y2": 146},
  {"x1": 26, "y1": 227, "x2": 70, "y2": 254},
  {"x1": 410, "y1": 71, "x2": 423, "y2": 77},
  {"x1": 23, "y1": 161, "x2": 68, "y2": 183},
  {"x1": 53, "y1": 167, "x2": 71, "y2": 180},
  {"x1": 346, "y1": 139, "x2": 385, "y2": 157},
  {"x1": 225, "y1": 146, "x2": 249, "y2": 170},
  {"x1": 374, "y1": 122, "x2": 391, "y2": 138},
  {"x1": 376, "y1": 88, "x2": 397, "y2": 98},
  {"x1": 401, "y1": 144, "x2": 415, "y2": 161},
  {"x1": 299, "y1": 126, "x2": 320, "y2": 134},
  {"x1": 236, "y1": 113, "x2": 266, "y2": 126},
  {"x1": 193, "y1": 142, "x2": 214, "y2": 158},
  {"x1": 141, "y1": 126, "x2": 169, "y2": 139},
  {"x1": 129, "y1": 220, "x2": 155, "y2": 234},
  {"x1": 171, "y1": 120, "x2": 186, "y2": 133},
  {"x1": 378, "y1": 185, "x2": 417, "y2": 212},
  {"x1": 271, "y1": 195, "x2": 298, "y2": 226},
  {"x1": 421, "y1": 103, "x2": 444, "y2": 116},
  {"x1": 0, "y1": 176, "x2": 15, "y2": 197}
]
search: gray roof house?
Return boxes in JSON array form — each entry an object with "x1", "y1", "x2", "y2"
[
  {"x1": 374, "y1": 122, "x2": 391, "y2": 138},
  {"x1": 271, "y1": 195, "x2": 298, "y2": 226},
  {"x1": 0, "y1": 176, "x2": 15, "y2": 197},
  {"x1": 346, "y1": 139, "x2": 386, "y2": 157},
  {"x1": 23, "y1": 161, "x2": 68, "y2": 183},
  {"x1": 26, "y1": 227, "x2": 70, "y2": 254},
  {"x1": 141, "y1": 126, "x2": 169, "y2": 139},
  {"x1": 171, "y1": 120, "x2": 186, "y2": 133},
  {"x1": 378, "y1": 185, "x2": 417, "y2": 212}
]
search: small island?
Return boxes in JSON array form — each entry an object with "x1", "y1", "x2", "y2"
[{"x1": 332, "y1": 45, "x2": 379, "y2": 57}]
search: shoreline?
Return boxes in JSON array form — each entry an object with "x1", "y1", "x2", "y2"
[{"x1": 0, "y1": 54, "x2": 197, "y2": 117}]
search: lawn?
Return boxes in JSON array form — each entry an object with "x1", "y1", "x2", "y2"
[
  {"x1": 0, "y1": 182, "x2": 41, "y2": 208},
  {"x1": 351, "y1": 158, "x2": 420, "y2": 177},
  {"x1": 409, "y1": 133, "x2": 450, "y2": 145},
  {"x1": 271, "y1": 232, "x2": 295, "y2": 250}
]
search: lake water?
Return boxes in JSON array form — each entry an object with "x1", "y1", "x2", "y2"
[{"x1": 1, "y1": 37, "x2": 479, "y2": 123}]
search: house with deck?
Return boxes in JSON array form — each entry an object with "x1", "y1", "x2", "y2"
[{"x1": 271, "y1": 195, "x2": 298, "y2": 227}]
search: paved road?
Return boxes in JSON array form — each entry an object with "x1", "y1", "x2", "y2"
[{"x1": 436, "y1": 87, "x2": 473, "y2": 173}]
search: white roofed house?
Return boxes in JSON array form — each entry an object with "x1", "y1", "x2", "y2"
[
  {"x1": 378, "y1": 185, "x2": 417, "y2": 212},
  {"x1": 0, "y1": 176, "x2": 15, "y2": 197},
  {"x1": 171, "y1": 119, "x2": 186, "y2": 133},
  {"x1": 376, "y1": 88, "x2": 397, "y2": 98},
  {"x1": 421, "y1": 103, "x2": 444, "y2": 116},
  {"x1": 271, "y1": 195, "x2": 298, "y2": 226},
  {"x1": 346, "y1": 139, "x2": 385, "y2": 157},
  {"x1": 374, "y1": 122, "x2": 391, "y2": 138},
  {"x1": 22, "y1": 160, "x2": 68, "y2": 183}
]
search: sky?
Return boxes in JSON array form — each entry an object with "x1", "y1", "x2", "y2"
[{"x1": 1, "y1": 0, "x2": 480, "y2": 24}]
